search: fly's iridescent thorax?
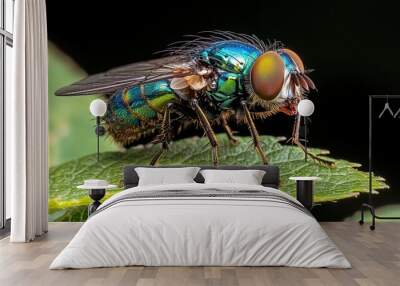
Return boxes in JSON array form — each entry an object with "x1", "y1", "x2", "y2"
[
  {"x1": 200, "y1": 41, "x2": 262, "y2": 75},
  {"x1": 197, "y1": 41, "x2": 262, "y2": 110},
  {"x1": 206, "y1": 72, "x2": 244, "y2": 110}
]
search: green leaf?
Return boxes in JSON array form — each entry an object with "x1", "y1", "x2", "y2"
[
  {"x1": 49, "y1": 135, "x2": 388, "y2": 221},
  {"x1": 48, "y1": 206, "x2": 88, "y2": 222},
  {"x1": 48, "y1": 42, "x2": 118, "y2": 167}
]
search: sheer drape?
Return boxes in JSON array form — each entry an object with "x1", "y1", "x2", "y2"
[{"x1": 7, "y1": 0, "x2": 48, "y2": 242}]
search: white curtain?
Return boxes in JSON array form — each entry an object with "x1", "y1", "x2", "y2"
[{"x1": 7, "y1": 0, "x2": 48, "y2": 242}]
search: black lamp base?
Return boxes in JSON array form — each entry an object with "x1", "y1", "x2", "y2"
[
  {"x1": 88, "y1": 189, "x2": 106, "y2": 216},
  {"x1": 296, "y1": 180, "x2": 314, "y2": 211}
]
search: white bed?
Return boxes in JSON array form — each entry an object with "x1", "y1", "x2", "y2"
[{"x1": 50, "y1": 183, "x2": 351, "y2": 269}]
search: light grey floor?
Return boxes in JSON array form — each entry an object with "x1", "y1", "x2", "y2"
[{"x1": 0, "y1": 222, "x2": 399, "y2": 286}]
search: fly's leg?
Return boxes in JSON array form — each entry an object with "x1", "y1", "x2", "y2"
[
  {"x1": 241, "y1": 101, "x2": 268, "y2": 165},
  {"x1": 150, "y1": 142, "x2": 168, "y2": 166},
  {"x1": 151, "y1": 102, "x2": 197, "y2": 165},
  {"x1": 290, "y1": 116, "x2": 335, "y2": 167},
  {"x1": 191, "y1": 99, "x2": 219, "y2": 166},
  {"x1": 288, "y1": 114, "x2": 301, "y2": 144},
  {"x1": 292, "y1": 134, "x2": 334, "y2": 166},
  {"x1": 150, "y1": 104, "x2": 172, "y2": 165},
  {"x1": 220, "y1": 112, "x2": 239, "y2": 145}
]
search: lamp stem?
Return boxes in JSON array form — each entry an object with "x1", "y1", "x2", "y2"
[
  {"x1": 304, "y1": 116, "x2": 308, "y2": 162},
  {"x1": 96, "y1": 116, "x2": 100, "y2": 162}
]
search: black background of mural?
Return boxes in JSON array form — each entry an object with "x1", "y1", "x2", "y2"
[{"x1": 46, "y1": 1, "x2": 400, "y2": 211}]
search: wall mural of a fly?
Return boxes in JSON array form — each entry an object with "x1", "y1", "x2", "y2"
[{"x1": 56, "y1": 31, "x2": 330, "y2": 166}]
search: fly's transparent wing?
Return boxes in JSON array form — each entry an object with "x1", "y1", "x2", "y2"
[{"x1": 55, "y1": 55, "x2": 193, "y2": 96}]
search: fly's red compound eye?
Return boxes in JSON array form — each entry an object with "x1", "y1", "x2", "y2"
[
  {"x1": 250, "y1": 51, "x2": 285, "y2": 101},
  {"x1": 282, "y1": 48, "x2": 304, "y2": 72}
]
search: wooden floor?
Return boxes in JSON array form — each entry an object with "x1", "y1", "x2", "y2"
[{"x1": 0, "y1": 222, "x2": 399, "y2": 286}]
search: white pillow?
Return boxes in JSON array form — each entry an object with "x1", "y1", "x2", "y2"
[
  {"x1": 200, "y1": 169, "x2": 266, "y2": 185},
  {"x1": 135, "y1": 167, "x2": 200, "y2": 186}
]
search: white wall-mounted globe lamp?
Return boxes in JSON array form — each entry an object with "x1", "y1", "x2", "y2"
[
  {"x1": 90, "y1": 99, "x2": 107, "y2": 162},
  {"x1": 297, "y1": 99, "x2": 315, "y2": 162}
]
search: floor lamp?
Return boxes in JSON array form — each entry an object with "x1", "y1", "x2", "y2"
[
  {"x1": 89, "y1": 99, "x2": 107, "y2": 162},
  {"x1": 297, "y1": 99, "x2": 315, "y2": 161}
]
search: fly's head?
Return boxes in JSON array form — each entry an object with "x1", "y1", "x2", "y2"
[{"x1": 246, "y1": 48, "x2": 316, "y2": 116}]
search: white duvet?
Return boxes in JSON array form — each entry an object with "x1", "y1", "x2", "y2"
[{"x1": 50, "y1": 183, "x2": 351, "y2": 269}]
